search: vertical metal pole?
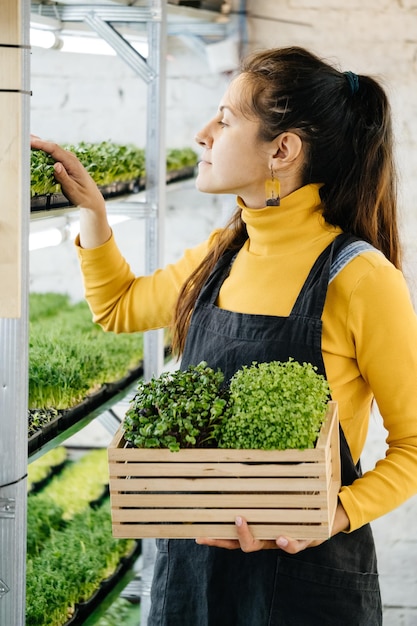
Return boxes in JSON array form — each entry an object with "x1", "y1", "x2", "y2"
[
  {"x1": 83, "y1": 2, "x2": 166, "y2": 621},
  {"x1": 0, "y1": 0, "x2": 30, "y2": 624},
  {"x1": 141, "y1": 1, "x2": 166, "y2": 623},
  {"x1": 143, "y1": 0, "x2": 166, "y2": 383}
]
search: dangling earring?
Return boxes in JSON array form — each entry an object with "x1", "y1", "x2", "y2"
[{"x1": 265, "y1": 167, "x2": 280, "y2": 206}]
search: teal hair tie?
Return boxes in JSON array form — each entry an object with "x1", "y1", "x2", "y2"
[{"x1": 343, "y1": 71, "x2": 359, "y2": 95}]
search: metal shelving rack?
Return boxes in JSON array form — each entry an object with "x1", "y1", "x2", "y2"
[
  {"x1": 0, "y1": 1, "x2": 239, "y2": 623},
  {"x1": 1, "y1": 1, "x2": 167, "y2": 623}
]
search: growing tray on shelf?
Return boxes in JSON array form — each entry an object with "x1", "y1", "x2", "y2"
[
  {"x1": 165, "y1": 165, "x2": 196, "y2": 183},
  {"x1": 28, "y1": 362, "x2": 143, "y2": 457},
  {"x1": 64, "y1": 540, "x2": 141, "y2": 626},
  {"x1": 108, "y1": 401, "x2": 340, "y2": 541},
  {"x1": 30, "y1": 166, "x2": 196, "y2": 213},
  {"x1": 30, "y1": 179, "x2": 143, "y2": 213}
]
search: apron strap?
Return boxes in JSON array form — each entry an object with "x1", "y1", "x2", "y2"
[
  {"x1": 290, "y1": 233, "x2": 378, "y2": 320},
  {"x1": 195, "y1": 234, "x2": 379, "y2": 314},
  {"x1": 195, "y1": 248, "x2": 239, "y2": 306},
  {"x1": 329, "y1": 239, "x2": 381, "y2": 283}
]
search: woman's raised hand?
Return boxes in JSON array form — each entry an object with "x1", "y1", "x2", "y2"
[
  {"x1": 30, "y1": 135, "x2": 105, "y2": 212},
  {"x1": 30, "y1": 135, "x2": 111, "y2": 248}
]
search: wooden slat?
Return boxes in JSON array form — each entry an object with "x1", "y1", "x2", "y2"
[
  {"x1": 109, "y1": 444, "x2": 326, "y2": 463},
  {"x1": 330, "y1": 401, "x2": 341, "y2": 485},
  {"x1": 0, "y1": 2, "x2": 22, "y2": 42},
  {"x1": 109, "y1": 476, "x2": 329, "y2": 492},
  {"x1": 110, "y1": 492, "x2": 329, "y2": 507},
  {"x1": 326, "y1": 472, "x2": 341, "y2": 528},
  {"x1": 111, "y1": 522, "x2": 331, "y2": 540},
  {"x1": 315, "y1": 402, "x2": 335, "y2": 448},
  {"x1": 109, "y1": 424, "x2": 126, "y2": 451},
  {"x1": 111, "y1": 507, "x2": 329, "y2": 524},
  {"x1": 0, "y1": 0, "x2": 25, "y2": 317},
  {"x1": 108, "y1": 460, "x2": 326, "y2": 478},
  {"x1": 0, "y1": 93, "x2": 22, "y2": 317},
  {"x1": 0, "y1": 48, "x2": 23, "y2": 91}
]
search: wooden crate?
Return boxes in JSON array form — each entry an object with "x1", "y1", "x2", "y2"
[{"x1": 108, "y1": 401, "x2": 340, "y2": 540}]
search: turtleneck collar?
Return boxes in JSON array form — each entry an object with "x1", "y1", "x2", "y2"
[{"x1": 237, "y1": 183, "x2": 339, "y2": 256}]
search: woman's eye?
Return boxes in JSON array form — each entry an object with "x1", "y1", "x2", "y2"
[{"x1": 218, "y1": 120, "x2": 227, "y2": 127}]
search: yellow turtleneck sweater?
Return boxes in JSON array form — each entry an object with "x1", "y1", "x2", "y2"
[{"x1": 76, "y1": 183, "x2": 417, "y2": 533}]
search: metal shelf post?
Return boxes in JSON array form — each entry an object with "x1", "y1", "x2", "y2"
[
  {"x1": 143, "y1": 0, "x2": 167, "y2": 382},
  {"x1": 28, "y1": 1, "x2": 167, "y2": 624},
  {"x1": 0, "y1": 0, "x2": 30, "y2": 624}
]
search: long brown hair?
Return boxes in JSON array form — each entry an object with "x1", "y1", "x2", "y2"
[{"x1": 171, "y1": 46, "x2": 400, "y2": 355}]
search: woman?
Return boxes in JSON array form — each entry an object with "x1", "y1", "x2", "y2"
[{"x1": 31, "y1": 46, "x2": 417, "y2": 625}]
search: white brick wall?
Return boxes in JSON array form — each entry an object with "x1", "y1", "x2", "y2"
[{"x1": 30, "y1": 37, "x2": 228, "y2": 147}]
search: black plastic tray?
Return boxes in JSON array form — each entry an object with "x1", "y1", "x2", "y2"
[
  {"x1": 30, "y1": 179, "x2": 143, "y2": 213},
  {"x1": 28, "y1": 362, "x2": 143, "y2": 458},
  {"x1": 30, "y1": 167, "x2": 196, "y2": 213},
  {"x1": 64, "y1": 540, "x2": 142, "y2": 626}
]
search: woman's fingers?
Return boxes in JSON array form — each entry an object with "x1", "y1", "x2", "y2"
[
  {"x1": 196, "y1": 517, "x2": 327, "y2": 554},
  {"x1": 275, "y1": 535, "x2": 324, "y2": 554},
  {"x1": 30, "y1": 135, "x2": 105, "y2": 211},
  {"x1": 31, "y1": 137, "x2": 85, "y2": 180},
  {"x1": 235, "y1": 516, "x2": 277, "y2": 551},
  {"x1": 196, "y1": 517, "x2": 278, "y2": 552},
  {"x1": 30, "y1": 136, "x2": 68, "y2": 163},
  {"x1": 195, "y1": 537, "x2": 241, "y2": 550},
  {"x1": 53, "y1": 157, "x2": 102, "y2": 209}
]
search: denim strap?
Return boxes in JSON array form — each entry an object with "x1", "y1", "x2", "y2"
[{"x1": 330, "y1": 241, "x2": 380, "y2": 284}]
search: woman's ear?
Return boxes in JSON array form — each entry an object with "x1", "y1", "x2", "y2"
[{"x1": 271, "y1": 132, "x2": 303, "y2": 168}]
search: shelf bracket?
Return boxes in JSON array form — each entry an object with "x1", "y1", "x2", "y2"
[
  {"x1": 0, "y1": 498, "x2": 16, "y2": 520},
  {"x1": 0, "y1": 578, "x2": 10, "y2": 600},
  {"x1": 83, "y1": 12, "x2": 156, "y2": 84},
  {"x1": 105, "y1": 200, "x2": 154, "y2": 218}
]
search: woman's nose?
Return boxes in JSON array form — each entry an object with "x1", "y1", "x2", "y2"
[
  {"x1": 194, "y1": 133, "x2": 205, "y2": 147},
  {"x1": 195, "y1": 125, "x2": 212, "y2": 148},
  {"x1": 195, "y1": 133, "x2": 207, "y2": 148}
]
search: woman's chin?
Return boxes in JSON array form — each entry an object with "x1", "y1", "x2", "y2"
[{"x1": 195, "y1": 178, "x2": 213, "y2": 193}]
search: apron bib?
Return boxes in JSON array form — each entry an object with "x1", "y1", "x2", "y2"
[{"x1": 148, "y1": 233, "x2": 382, "y2": 626}]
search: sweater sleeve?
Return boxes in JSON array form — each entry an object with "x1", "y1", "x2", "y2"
[
  {"x1": 75, "y1": 230, "x2": 220, "y2": 333},
  {"x1": 338, "y1": 261, "x2": 417, "y2": 531}
]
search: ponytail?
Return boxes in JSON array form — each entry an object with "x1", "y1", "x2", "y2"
[{"x1": 313, "y1": 74, "x2": 400, "y2": 268}]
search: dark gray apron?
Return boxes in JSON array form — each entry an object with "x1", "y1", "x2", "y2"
[{"x1": 148, "y1": 233, "x2": 382, "y2": 626}]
